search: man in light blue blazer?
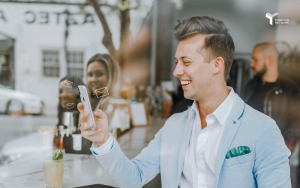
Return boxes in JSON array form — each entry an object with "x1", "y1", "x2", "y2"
[{"x1": 78, "y1": 16, "x2": 291, "y2": 188}]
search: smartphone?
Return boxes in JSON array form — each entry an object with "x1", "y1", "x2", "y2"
[{"x1": 78, "y1": 85, "x2": 96, "y2": 130}]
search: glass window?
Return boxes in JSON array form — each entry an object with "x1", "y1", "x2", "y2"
[
  {"x1": 42, "y1": 50, "x2": 60, "y2": 77},
  {"x1": 67, "y1": 51, "x2": 84, "y2": 78}
]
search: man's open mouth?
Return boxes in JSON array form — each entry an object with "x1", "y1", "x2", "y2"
[{"x1": 181, "y1": 80, "x2": 191, "y2": 87}]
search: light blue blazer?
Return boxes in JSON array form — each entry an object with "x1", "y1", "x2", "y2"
[{"x1": 95, "y1": 96, "x2": 291, "y2": 188}]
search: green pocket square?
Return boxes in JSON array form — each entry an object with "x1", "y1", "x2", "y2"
[{"x1": 225, "y1": 146, "x2": 251, "y2": 159}]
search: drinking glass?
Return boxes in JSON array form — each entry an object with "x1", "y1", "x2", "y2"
[{"x1": 43, "y1": 150, "x2": 64, "y2": 188}]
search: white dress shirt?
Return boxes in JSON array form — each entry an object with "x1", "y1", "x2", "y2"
[
  {"x1": 90, "y1": 133, "x2": 114, "y2": 155},
  {"x1": 180, "y1": 87, "x2": 237, "y2": 188}
]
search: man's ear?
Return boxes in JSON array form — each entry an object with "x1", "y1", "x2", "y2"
[
  {"x1": 267, "y1": 55, "x2": 275, "y2": 66},
  {"x1": 212, "y1": 57, "x2": 225, "y2": 75}
]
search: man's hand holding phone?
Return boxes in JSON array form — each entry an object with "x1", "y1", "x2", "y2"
[{"x1": 77, "y1": 103, "x2": 110, "y2": 147}]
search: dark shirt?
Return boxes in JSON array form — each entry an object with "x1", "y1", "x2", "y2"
[
  {"x1": 170, "y1": 85, "x2": 193, "y2": 115},
  {"x1": 244, "y1": 76, "x2": 300, "y2": 137},
  {"x1": 247, "y1": 78, "x2": 277, "y2": 113}
]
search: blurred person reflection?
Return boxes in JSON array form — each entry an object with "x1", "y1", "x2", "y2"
[
  {"x1": 243, "y1": 42, "x2": 300, "y2": 138},
  {"x1": 57, "y1": 76, "x2": 84, "y2": 129},
  {"x1": 166, "y1": 79, "x2": 193, "y2": 115},
  {"x1": 58, "y1": 76, "x2": 93, "y2": 154},
  {"x1": 86, "y1": 54, "x2": 120, "y2": 112},
  {"x1": 86, "y1": 54, "x2": 121, "y2": 135}
]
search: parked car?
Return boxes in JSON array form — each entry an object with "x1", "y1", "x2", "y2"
[{"x1": 0, "y1": 84, "x2": 44, "y2": 115}]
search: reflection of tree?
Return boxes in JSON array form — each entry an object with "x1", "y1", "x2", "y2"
[
  {"x1": 89, "y1": 0, "x2": 181, "y2": 85},
  {"x1": 89, "y1": 0, "x2": 172, "y2": 69},
  {"x1": 119, "y1": 1, "x2": 131, "y2": 69},
  {"x1": 89, "y1": 0, "x2": 118, "y2": 61},
  {"x1": 277, "y1": 42, "x2": 300, "y2": 86},
  {"x1": 89, "y1": 0, "x2": 132, "y2": 69}
]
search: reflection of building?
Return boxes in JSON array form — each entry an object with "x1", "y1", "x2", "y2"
[
  {"x1": 0, "y1": 33, "x2": 15, "y2": 89},
  {"x1": 2, "y1": 0, "x2": 300, "y2": 116},
  {"x1": 0, "y1": 2, "x2": 123, "y2": 115}
]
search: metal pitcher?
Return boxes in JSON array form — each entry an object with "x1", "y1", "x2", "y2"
[{"x1": 62, "y1": 112, "x2": 76, "y2": 135}]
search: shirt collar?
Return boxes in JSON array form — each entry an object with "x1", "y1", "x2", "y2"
[
  {"x1": 211, "y1": 87, "x2": 236, "y2": 126},
  {"x1": 188, "y1": 100, "x2": 199, "y2": 120},
  {"x1": 188, "y1": 87, "x2": 236, "y2": 126}
]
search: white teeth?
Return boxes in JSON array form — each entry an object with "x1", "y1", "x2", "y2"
[{"x1": 181, "y1": 81, "x2": 191, "y2": 85}]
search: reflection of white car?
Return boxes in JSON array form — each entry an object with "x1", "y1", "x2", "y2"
[
  {"x1": 0, "y1": 84, "x2": 44, "y2": 115},
  {"x1": 0, "y1": 132, "x2": 47, "y2": 165}
]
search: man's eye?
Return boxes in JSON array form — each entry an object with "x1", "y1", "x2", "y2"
[
  {"x1": 183, "y1": 61, "x2": 190, "y2": 64},
  {"x1": 88, "y1": 73, "x2": 93, "y2": 77}
]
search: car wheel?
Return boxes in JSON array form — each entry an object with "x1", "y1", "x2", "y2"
[{"x1": 6, "y1": 100, "x2": 24, "y2": 115}]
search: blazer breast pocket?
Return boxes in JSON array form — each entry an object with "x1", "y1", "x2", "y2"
[{"x1": 225, "y1": 151, "x2": 254, "y2": 167}]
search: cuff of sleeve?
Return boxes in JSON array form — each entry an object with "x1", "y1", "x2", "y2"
[{"x1": 90, "y1": 133, "x2": 114, "y2": 155}]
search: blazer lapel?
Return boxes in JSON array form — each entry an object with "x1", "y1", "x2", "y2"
[
  {"x1": 177, "y1": 111, "x2": 195, "y2": 184},
  {"x1": 215, "y1": 96, "x2": 245, "y2": 187}
]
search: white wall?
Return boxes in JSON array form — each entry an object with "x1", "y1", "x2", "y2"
[{"x1": 276, "y1": 0, "x2": 300, "y2": 48}]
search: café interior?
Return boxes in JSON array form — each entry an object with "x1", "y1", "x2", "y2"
[{"x1": 1, "y1": 0, "x2": 300, "y2": 187}]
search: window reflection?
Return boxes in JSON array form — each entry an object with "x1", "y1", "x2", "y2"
[
  {"x1": 57, "y1": 76, "x2": 84, "y2": 130},
  {"x1": 86, "y1": 53, "x2": 120, "y2": 111}
]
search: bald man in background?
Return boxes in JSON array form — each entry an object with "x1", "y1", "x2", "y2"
[{"x1": 243, "y1": 42, "x2": 300, "y2": 187}]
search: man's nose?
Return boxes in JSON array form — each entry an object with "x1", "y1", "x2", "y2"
[
  {"x1": 249, "y1": 60, "x2": 254, "y2": 68},
  {"x1": 173, "y1": 63, "x2": 184, "y2": 77}
]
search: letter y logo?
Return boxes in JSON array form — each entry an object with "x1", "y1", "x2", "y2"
[{"x1": 266, "y1": 12, "x2": 278, "y2": 25}]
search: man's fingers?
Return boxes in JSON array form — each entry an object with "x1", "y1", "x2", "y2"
[
  {"x1": 77, "y1": 103, "x2": 84, "y2": 113},
  {"x1": 80, "y1": 114, "x2": 88, "y2": 124},
  {"x1": 78, "y1": 103, "x2": 91, "y2": 123},
  {"x1": 80, "y1": 121, "x2": 94, "y2": 131},
  {"x1": 78, "y1": 103, "x2": 90, "y2": 124},
  {"x1": 81, "y1": 128, "x2": 101, "y2": 137},
  {"x1": 94, "y1": 109, "x2": 107, "y2": 119},
  {"x1": 79, "y1": 111, "x2": 90, "y2": 124}
]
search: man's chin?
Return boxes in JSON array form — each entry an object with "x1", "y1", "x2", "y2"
[
  {"x1": 183, "y1": 93, "x2": 194, "y2": 100},
  {"x1": 254, "y1": 74, "x2": 263, "y2": 80}
]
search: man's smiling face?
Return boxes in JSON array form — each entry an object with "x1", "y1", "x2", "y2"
[{"x1": 173, "y1": 34, "x2": 214, "y2": 101}]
